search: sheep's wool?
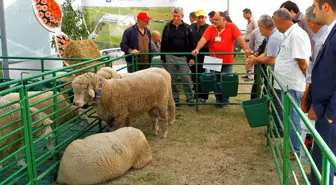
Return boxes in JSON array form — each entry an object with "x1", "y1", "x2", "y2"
[{"x1": 57, "y1": 127, "x2": 153, "y2": 185}]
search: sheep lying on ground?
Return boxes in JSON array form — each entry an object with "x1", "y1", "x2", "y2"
[
  {"x1": 1, "y1": 91, "x2": 87, "y2": 127},
  {"x1": 57, "y1": 127, "x2": 152, "y2": 185},
  {"x1": 72, "y1": 69, "x2": 171, "y2": 138},
  {"x1": 0, "y1": 99, "x2": 54, "y2": 168},
  {"x1": 96, "y1": 67, "x2": 175, "y2": 127}
]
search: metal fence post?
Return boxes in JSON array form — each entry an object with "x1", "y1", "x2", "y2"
[
  {"x1": 0, "y1": 0, "x2": 9, "y2": 79},
  {"x1": 283, "y1": 93, "x2": 290, "y2": 185},
  {"x1": 52, "y1": 72, "x2": 60, "y2": 162},
  {"x1": 22, "y1": 87, "x2": 39, "y2": 185},
  {"x1": 195, "y1": 55, "x2": 199, "y2": 111},
  {"x1": 41, "y1": 59, "x2": 45, "y2": 80},
  {"x1": 132, "y1": 55, "x2": 135, "y2": 72},
  {"x1": 321, "y1": 154, "x2": 330, "y2": 185},
  {"x1": 135, "y1": 56, "x2": 138, "y2": 72},
  {"x1": 256, "y1": 64, "x2": 261, "y2": 98},
  {"x1": 19, "y1": 87, "x2": 35, "y2": 184}
]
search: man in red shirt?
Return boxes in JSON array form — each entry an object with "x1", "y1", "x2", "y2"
[{"x1": 192, "y1": 11, "x2": 249, "y2": 108}]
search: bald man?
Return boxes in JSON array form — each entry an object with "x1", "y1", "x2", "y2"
[{"x1": 151, "y1": 30, "x2": 161, "y2": 52}]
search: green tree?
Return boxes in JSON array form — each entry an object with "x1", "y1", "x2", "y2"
[{"x1": 51, "y1": 0, "x2": 89, "y2": 48}]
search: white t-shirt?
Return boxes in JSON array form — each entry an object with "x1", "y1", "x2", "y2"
[{"x1": 274, "y1": 24, "x2": 311, "y2": 92}]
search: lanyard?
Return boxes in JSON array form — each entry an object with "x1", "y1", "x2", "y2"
[{"x1": 217, "y1": 28, "x2": 225, "y2": 37}]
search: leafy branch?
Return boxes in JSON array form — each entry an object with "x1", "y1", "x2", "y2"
[{"x1": 50, "y1": 0, "x2": 89, "y2": 49}]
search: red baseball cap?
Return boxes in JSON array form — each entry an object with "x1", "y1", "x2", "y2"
[{"x1": 137, "y1": 12, "x2": 152, "y2": 21}]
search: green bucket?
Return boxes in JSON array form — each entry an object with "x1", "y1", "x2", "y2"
[
  {"x1": 200, "y1": 72, "x2": 216, "y2": 92},
  {"x1": 221, "y1": 72, "x2": 239, "y2": 97},
  {"x1": 241, "y1": 95, "x2": 271, "y2": 128}
]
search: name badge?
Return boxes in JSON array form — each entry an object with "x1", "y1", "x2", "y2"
[{"x1": 215, "y1": 37, "x2": 221, "y2": 42}]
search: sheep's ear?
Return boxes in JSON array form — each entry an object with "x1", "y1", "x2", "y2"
[{"x1": 88, "y1": 85, "x2": 95, "y2": 98}]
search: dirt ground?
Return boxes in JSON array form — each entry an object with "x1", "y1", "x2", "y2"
[{"x1": 97, "y1": 65, "x2": 280, "y2": 185}]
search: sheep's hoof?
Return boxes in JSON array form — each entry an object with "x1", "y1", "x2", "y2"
[
  {"x1": 153, "y1": 131, "x2": 159, "y2": 136},
  {"x1": 169, "y1": 120, "x2": 175, "y2": 125}
]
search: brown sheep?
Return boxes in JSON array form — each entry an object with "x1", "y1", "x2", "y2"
[{"x1": 72, "y1": 71, "x2": 171, "y2": 138}]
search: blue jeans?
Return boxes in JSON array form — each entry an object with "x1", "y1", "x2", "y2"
[
  {"x1": 214, "y1": 64, "x2": 233, "y2": 105},
  {"x1": 281, "y1": 89, "x2": 304, "y2": 154}
]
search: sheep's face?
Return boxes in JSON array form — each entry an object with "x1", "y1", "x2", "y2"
[{"x1": 72, "y1": 82, "x2": 95, "y2": 108}]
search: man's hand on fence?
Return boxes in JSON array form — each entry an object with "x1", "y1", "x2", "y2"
[
  {"x1": 244, "y1": 49, "x2": 251, "y2": 58},
  {"x1": 189, "y1": 59, "x2": 195, "y2": 66},
  {"x1": 246, "y1": 55, "x2": 257, "y2": 65},
  {"x1": 131, "y1": 49, "x2": 140, "y2": 55},
  {"x1": 308, "y1": 107, "x2": 317, "y2": 120},
  {"x1": 192, "y1": 49, "x2": 199, "y2": 56}
]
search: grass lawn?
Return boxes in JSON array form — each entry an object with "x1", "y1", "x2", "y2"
[{"x1": 96, "y1": 63, "x2": 279, "y2": 185}]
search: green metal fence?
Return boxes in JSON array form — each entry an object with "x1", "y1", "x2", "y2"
[
  {"x1": 0, "y1": 55, "x2": 128, "y2": 184},
  {"x1": 133, "y1": 52, "x2": 336, "y2": 184},
  {"x1": 134, "y1": 52, "x2": 254, "y2": 110},
  {"x1": 0, "y1": 52, "x2": 335, "y2": 185},
  {"x1": 258, "y1": 64, "x2": 336, "y2": 185}
]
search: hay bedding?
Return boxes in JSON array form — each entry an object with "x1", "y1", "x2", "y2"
[
  {"x1": 62, "y1": 40, "x2": 108, "y2": 75},
  {"x1": 96, "y1": 104, "x2": 279, "y2": 185}
]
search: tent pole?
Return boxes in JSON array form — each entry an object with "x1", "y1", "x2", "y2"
[{"x1": 0, "y1": 0, "x2": 9, "y2": 79}]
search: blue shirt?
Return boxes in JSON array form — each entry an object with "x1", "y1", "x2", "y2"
[
  {"x1": 306, "y1": 25, "x2": 328, "y2": 84},
  {"x1": 265, "y1": 29, "x2": 284, "y2": 58}
]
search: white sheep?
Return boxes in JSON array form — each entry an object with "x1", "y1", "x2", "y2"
[
  {"x1": 72, "y1": 69, "x2": 172, "y2": 138},
  {"x1": 0, "y1": 99, "x2": 54, "y2": 168},
  {"x1": 96, "y1": 67, "x2": 176, "y2": 128},
  {"x1": 96, "y1": 66, "x2": 121, "y2": 79},
  {"x1": 57, "y1": 127, "x2": 152, "y2": 185},
  {"x1": 1, "y1": 91, "x2": 87, "y2": 127}
]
